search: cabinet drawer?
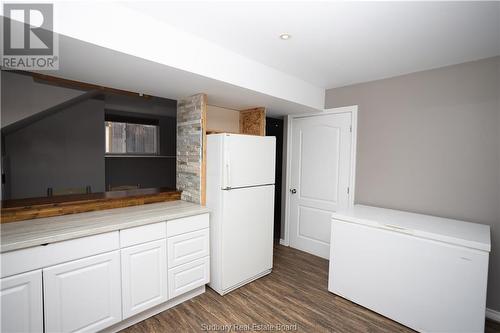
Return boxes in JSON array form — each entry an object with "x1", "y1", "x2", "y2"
[
  {"x1": 168, "y1": 256, "x2": 209, "y2": 299},
  {"x1": 168, "y1": 229, "x2": 209, "y2": 268},
  {"x1": 167, "y1": 213, "x2": 209, "y2": 237},
  {"x1": 1, "y1": 232, "x2": 119, "y2": 278},
  {"x1": 120, "y1": 222, "x2": 166, "y2": 248}
]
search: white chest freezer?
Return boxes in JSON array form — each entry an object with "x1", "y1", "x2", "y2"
[{"x1": 328, "y1": 205, "x2": 490, "y2": 333}]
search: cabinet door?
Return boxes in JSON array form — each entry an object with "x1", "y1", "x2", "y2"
[
  {"x1": 1, "y1": 270, "x2": 43, "y2": 333},
  {"x1": 121, "y1": 240, "x2": 168, "y2": 318},
  {"x1": 43, "y1": 251, "x2": 122, "y2": 333}
]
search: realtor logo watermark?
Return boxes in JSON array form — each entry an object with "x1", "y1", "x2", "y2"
[{"x1": 2, "y1": 3, "x2": 59, "y2": 70}]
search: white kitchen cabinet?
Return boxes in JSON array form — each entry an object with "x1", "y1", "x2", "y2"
[
  {"x1": 120, "y1": 222, "x2": 166, "y2": 248},
  {"x1": 1, "y1": 232, "x2": 119, "y2": 279},
  {"x1": 43, "y1": 251, "x2": 122, "y2": 333},
  {"x1": 168, "y1": 256, "x2": 210, "y2": 299},
  {"x1": 1, "y1": 270, "x2": 43, "y2": 333},
  {"x1": 167, "y1": 213, "x2": 209, "y2": 237},
  {"x1": 166, "y1": 214, "x2": 210, "y2": 299},
  {"x1": 329, "y1": 205, "x2": 490, "y2": 333},
  {"x1": 1, "y1": 208, "x2": 210, "y2": 333},
  {"x1": 121, "y1": 239, "x2": 168, "y2": 319}
]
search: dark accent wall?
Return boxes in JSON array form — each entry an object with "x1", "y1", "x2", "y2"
[
  {"x1": 104, "y1": 110, "x2": 176, "y2": 189},
  {"x1": 1, "y1": 71, "x2": 178, "y2": 200},
  {"x1": 4, "y1": 99, "x2": 105, "y2": 199},
  {"x1": 105, "y1": 157, "x2": 176, "y2": 189},
  {"x1": 266, "y1": 117, "x2": 284, "y2": 240}
]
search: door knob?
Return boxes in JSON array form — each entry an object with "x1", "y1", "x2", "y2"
[{"x1": 290, "y1": 189, "x2": 297, "y2": 194}]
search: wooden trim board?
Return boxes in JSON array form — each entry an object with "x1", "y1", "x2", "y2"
[
  {"x1": 31, "y1": 73, "x2": 151, "y2": 98},
  {"x1": 1, "y1": 188, "x2": 181, "y2": 223},
  {"x1": 201, "y1": 94, "x2": 208, "y2": 206}
]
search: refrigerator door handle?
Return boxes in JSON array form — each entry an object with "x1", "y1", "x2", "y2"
[
  {"x1": 222, "y1": 162, "x2": 231, "y2": 190},
  {"x1": 223, "y1": 145, "x2": 231, "y2": 189}
]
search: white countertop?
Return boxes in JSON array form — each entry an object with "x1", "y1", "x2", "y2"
[
  {"x1": 332, "y1": 205, "x2": 491, "y2": 252},
  {"x1": 1, "y1": 201, "x2": 210, "y2": 253}
]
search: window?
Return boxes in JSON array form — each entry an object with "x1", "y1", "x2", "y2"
[{"x1": 105, "y1": 121, "x2": 159, "y2": 155}]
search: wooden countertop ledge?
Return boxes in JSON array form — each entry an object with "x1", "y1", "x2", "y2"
[{"x1": 1, "y1": 187, "x2": 182, "y2": 223}]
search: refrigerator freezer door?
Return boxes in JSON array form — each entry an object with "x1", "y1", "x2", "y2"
[
  {"x1": 223, "y1": 135, "x2": 275, "y2": 189},
  {"x1": 221, "y1": 185, "x2": 274, "y2": 291}
]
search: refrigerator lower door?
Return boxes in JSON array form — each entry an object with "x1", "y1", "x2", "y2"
[{"x1": 221, "y1": 185, "x2": 274, "y2": 292}]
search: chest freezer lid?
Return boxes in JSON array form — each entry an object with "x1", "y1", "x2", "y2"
[{"x1": 331, "y1": 205, "x2": 491, "y2": 252}]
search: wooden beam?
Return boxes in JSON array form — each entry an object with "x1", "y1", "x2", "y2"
[
  {"x1": 31, "y1": 73, "x2": 152, "y2": 98},
  {"x1": 201, "y1": 94, "x2": 208, "y2": 206},
  {"x1": 1, "y1": 188, "x2": 181, "y2": 223},
  {"x1": 239, "y1": 107, "x2": 266, "y2": 136}
]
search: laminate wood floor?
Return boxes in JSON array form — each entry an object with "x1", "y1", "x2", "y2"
[{"x1": 122, "y1": 244, "x2": 500, "y2": 333}]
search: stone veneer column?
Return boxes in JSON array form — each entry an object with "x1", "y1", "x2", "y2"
[{"x1": 176, "y1": 93, "x2": 207, "y2": 204}]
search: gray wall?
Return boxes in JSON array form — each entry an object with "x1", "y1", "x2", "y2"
[
  {"x1": 1, "y1": 71, "x2": 84, "y2": 128},
  {"x1": 1, "y1": 71, "x2": 178, "y2": 199},
  {"x1": 105, "y1": 94, "x2": 177, "y2": 118},
  {"x1": 5, "y1": 99, "x2": 105, "y2": 199},
  {"x1": 325, "y1": 56, "x2": 500, "y2": 311}
]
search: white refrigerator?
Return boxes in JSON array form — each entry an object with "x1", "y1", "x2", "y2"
[{"x1": 206, "y1": 133, "x2": 276, "y2": 295}]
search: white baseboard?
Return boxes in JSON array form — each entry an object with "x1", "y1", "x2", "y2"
[
  {"x1": 486, "y1": 308, "x2": 500, "y2": 323},
  {"x1": 102, "y1": 286, "x2": 205, "y2": 333},
  {"x1": 279, "y1": 238, "x2": 289, "y2": 246}
]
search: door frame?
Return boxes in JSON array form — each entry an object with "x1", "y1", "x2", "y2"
[{"x1": 281, "y1": 105, "x2": 358, "y2": 247}]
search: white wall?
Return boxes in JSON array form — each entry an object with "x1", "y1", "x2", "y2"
[
  {"x1": 325, "y1": 56, "x2": 500, "y2": 312},
  {"x1": 51, "y1": 2, "x2": 324, "y2": 111},
  {"x1": 206, "y1": 105, "x2": 240, "y2": 133}
]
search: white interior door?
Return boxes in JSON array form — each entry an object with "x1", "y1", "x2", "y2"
[{"x1": 289, "y1": 112, "x2": 352, "y2": 258}]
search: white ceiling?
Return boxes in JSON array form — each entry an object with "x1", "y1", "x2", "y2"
[
  {"x1": 123, "y1": 1, "x2": 500, "y2": 89},
  {"x1": 41, "y1": 34, "x2": 319, "y2": 117},
  {"x1": 46, "y1": 1, "x2": 325, "y2": 114}
]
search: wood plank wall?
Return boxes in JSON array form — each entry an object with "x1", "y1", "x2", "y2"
[{"x1": 239, "y1": 107, "x2": 266, "y2": 136}]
